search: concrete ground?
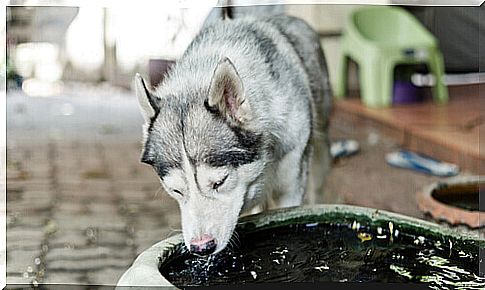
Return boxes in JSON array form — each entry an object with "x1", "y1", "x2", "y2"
[{"x1": 5, "y1": 86, "x2": 465, "y2": 287}]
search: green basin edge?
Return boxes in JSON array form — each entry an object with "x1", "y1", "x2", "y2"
[{"x1": 116, "y1": 204, "x2": 484, "y2": 289}]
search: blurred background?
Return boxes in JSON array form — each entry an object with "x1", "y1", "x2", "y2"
[{"x1": 4, "y1": 0, "x2": 484, "y2": 287}]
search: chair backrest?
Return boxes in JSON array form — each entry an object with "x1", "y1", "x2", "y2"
[{"x1": 351, "y1": 6, "x2": 436, "y2": 46}]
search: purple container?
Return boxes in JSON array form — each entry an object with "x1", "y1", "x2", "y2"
[
  {"x1": 392, "y1": 80, "x2": 422, "y2": 104},
  {"x1": 149, "y1": 59, "x2": 176, "y2": 88}
]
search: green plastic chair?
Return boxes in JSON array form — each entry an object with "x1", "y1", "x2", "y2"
[{"x1": 335, "y1": 6, "x2": 448, "y2": 107}]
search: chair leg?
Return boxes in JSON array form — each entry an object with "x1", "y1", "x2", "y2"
[
  {"x1": 428, "y1": 51, "x2": 448, "y2": 104},
  {"x1": 379, "y1": 60, "x2": 395, "y2": 107},
  {"x1": 335, "y1": 53, "x2": 348, "y2": 99},
  {"x1": 359, "y1": 60, "x2": 383, "y2": 107}
]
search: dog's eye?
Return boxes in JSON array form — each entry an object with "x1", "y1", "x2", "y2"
[
  {"x1": 173, "y1": 189, "x2": 183, "y2": 196},
  {"x1": 141, "y1": 157, "x2": 154, "y2": 166},
  {"x1": 212, "y1": 175, "x2": 228, "y2": 190}
]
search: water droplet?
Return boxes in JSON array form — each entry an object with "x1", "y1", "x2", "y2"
[
  {"x1": 23, "y1": 272, "x2": 29, "y2": 278},
  {"x1": 366, "y1": 249, "x2": 373, "y2": 256},
  {"x1": 314, "y1": 265, "x2": 329, "y2": 272},
  {"x1": 414, "y1": 236, "x2": 425, "y2": 245},
  {"x1": 27, "y1": 266, "x2": 33, "y2": 273},
  {"x1": 34, "y1": 258, "x2": 41, "y2": 265},
  {"x1": 32, "y1": 279, "x2": 39, "y2": 287},
  {"x1": 351, "y1": 221, "x2": 358, "y2": 230}
]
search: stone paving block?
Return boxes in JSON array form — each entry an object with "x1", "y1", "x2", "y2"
[
  {"x1": 7, "y1": 249, "x2": 40, "y2": 273},
  {"x1": 60, "y1": 192, "x2": 116, "y2": 204},
  {"x1": 47, "y1": 256, "x2": 132, "y2": 272},
  {"x1": 23, "y1": 169, "x2": 50, "y2": 181},
  {"x1": 116, "y1": 180, "x2": 161, "y2": 190},
  {"x1": 60, "y1": 183, "x2": 115, "y2": 202},
  {"x1": 21, "y1": 148, "x2": 50, "y2": 176},
  {"x1": 54, "y1": 215, "x2": 126, "y2": 232},
  {"x1": 118, "y1": 187, "x2": 167, "y2": 203},
  {"x1": 134, "y1": 217, "x2": 170, "y2": 231},
  {"x1": 53, "y1": 175, "x2": 83, "y2": 184},
  {"x1": 22, "y1": 188, "x2": 54, "y2": 200},
  {"x1": 45, "y1": 245, "x2": 132, "y2": 263},
  {"x1": 7, "y1": 228, "x2": 44, "y2": 251},
  {"x1": 7, "y1": 212, "x2": 48, "y2": 228},
  {"x1": 49, "y1": 230, "x2": 89, "y2": 248},
  {"x1": 6, "y1": 273, "x2": 36, "y2": 286},
  {"x1": 55, "y1": 202, "x2": 91, "y2": 215},
  {"x1": 116, "y1": 192, "x2": 146, "y2": 204},
  {"x1": 8, "y1": 199, "x2": 51, "y2": 213},
  {"x1": 40, "y1": 271, "x2": 85, "y2": 284},
  {"x1": 107, "y1": 160, "x2": 144, "y2": 180},
  {"x1": 95, "y1": 229, "x2": 132, "y2": 248},
  {"x1": 118, "y1": 202, "x2": 142, "y2": 216},
  {"x1": 7, "y1": 183, "x2": 51, "y2": 202},
  {"x1": 89, "y1": 202, "x2": 119, "y2": 214}
]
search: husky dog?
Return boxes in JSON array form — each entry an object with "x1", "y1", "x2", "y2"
[{"x1": 136, "y1": 15, "x2": 332, "y2": 255}]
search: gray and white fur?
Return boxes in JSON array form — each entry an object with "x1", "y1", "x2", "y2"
[{"x1": 136, "y1": 15, "x2": 332, "y2": 255}]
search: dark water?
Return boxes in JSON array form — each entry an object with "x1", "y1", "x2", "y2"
[
  {"x1": 432, "y1": 190, "x2": 479, "y2": 211},
  {"x1": 160, "y1": 223, "x2": 484, "y2": 288}
]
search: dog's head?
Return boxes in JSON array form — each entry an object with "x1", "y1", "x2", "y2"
[{"x1": 136, "y1": 57, "x2": 266, "y2": 255}]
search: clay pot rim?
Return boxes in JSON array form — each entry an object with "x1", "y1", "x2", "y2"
[{"x1": 416, "y1": 175, "x2": 484, "y2": 228}]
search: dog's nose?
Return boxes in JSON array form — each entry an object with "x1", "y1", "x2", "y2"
[{"x1": 190, "y1": 234, "x2": 217, "y2": 255}]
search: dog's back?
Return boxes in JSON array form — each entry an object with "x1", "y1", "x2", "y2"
[
  {"x1": 161, "y1": 15, "x2": 331, "y2": 163},
  {"x1": 166, "y1": 16, "x2": 332, "y2": 204}
]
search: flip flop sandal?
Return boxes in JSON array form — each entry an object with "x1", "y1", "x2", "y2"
[
  {"x1": 331, "y1": 139, "x2": 360, "y2": 159},
  {"x1": 386, "y1": 150, "x2": 459, "y2": 177}
]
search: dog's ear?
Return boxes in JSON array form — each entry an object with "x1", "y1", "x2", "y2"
[
  {"x1": 135, "y1": 73, "x2": 160, "y2": 122},
  {"x1": 207, "y1": 57, "x2": 251, "y2": 124}
]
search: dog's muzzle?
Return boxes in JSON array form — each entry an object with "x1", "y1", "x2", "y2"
[{"x1": 190, "y1": 234, "x2": 217, "y2": 255}]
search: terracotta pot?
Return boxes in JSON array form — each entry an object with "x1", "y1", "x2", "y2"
[{"x1": 416, "y1": 175, "x2": 484, "y2": 228}]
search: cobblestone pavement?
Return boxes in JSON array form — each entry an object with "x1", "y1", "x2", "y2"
[
  {"x1": 7, "y1": 137, "x2": 181, "y2": 286},
  {"x1": 6, "y1": 88, "x2": 475, "y2": 287}
]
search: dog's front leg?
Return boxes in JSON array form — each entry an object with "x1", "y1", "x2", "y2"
[{"x1": 274, "y1": 146, "x2": 310, "y2": 208}]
